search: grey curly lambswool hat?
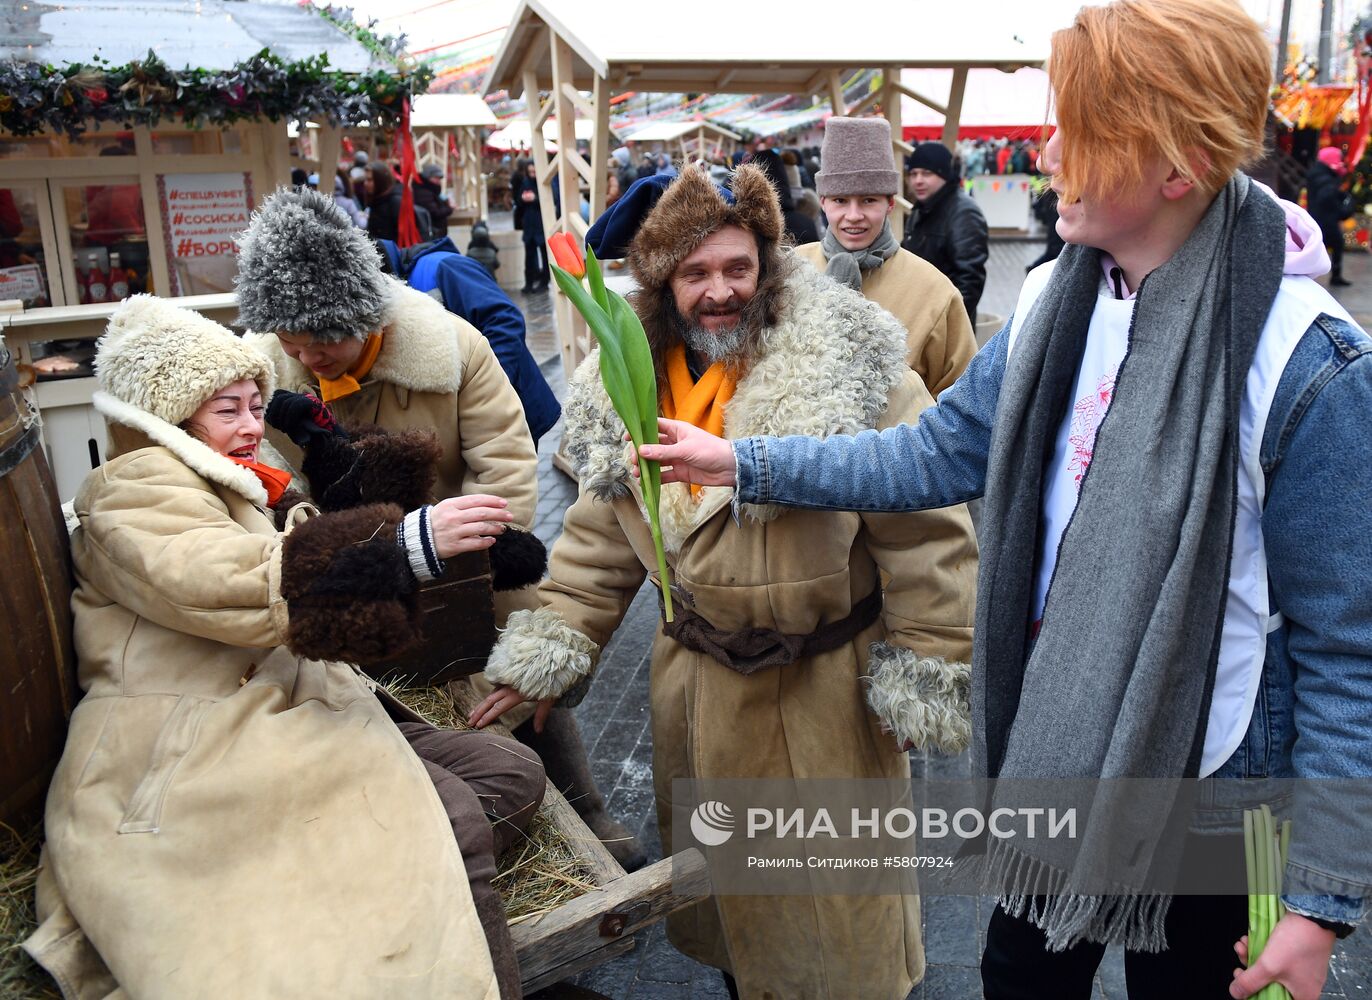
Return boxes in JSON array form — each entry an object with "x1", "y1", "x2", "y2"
[{"x1": 234, "y1": 186, "x2": 388, "y2": 342}]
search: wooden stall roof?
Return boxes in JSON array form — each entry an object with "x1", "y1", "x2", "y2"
[
  {"x1": 484, "y1": 0, "x2": 1049, "y2": 96},
  {"x1": 486, "y1": 117, "x2": 619, "y2": 150},
  {"x1": 411, "y1": 94, "x2": 499, "y2": 129},
  {"x1": 0, "y1": 0, "x2": 382, "y2": 72},
  {"x1": 625, "y1": 120, "x2": 743, "y2": 143}
]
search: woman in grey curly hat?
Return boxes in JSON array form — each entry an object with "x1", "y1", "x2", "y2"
[
  {"x1": 237, "y1": 186, "x2": 646, "y2": 870},
  {"x1": 23, "y1": 295, "x2": 543, "y2": 1000}
]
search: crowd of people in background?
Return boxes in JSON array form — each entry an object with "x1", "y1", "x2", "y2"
[
  {"x1": 303, "y1": 121, "x2": 1368, "y2": 326},
  {"x1": 337, "y1": 129, "x2": 1059, "y2": 327},
  {"x1": 954, "y1": 136, "x2": 1041, "y2": 177}
]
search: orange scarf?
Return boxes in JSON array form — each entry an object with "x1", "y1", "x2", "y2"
[
  {"x1": 660, "y1": 343, "x2": 737, "y2": 498},
  {"x1": 226, "y1": 455, "x2": 292, "y2": 508},
  {"x1": 317, "y1": 332, "x2": 384, "y2": 403}
]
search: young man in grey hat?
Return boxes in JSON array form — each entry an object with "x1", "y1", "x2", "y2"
[
  {"x1": 903, "y1": 140, "x2": 989, "y2": 325},
  {"x1": 796, "y1": 117, "x2": 977, "y2": 397}
]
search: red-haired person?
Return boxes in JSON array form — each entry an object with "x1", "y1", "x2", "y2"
[{"x1": 638, "y1": 2, "x2": 1371, "y2": 997}]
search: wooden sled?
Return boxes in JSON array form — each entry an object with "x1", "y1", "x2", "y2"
[{"x1": 441, "y1": 683, "x2": 709, "y2": 994}]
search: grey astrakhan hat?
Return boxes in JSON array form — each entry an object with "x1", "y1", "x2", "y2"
[{"x1": 234, "y1": 186, "x2": 388, "y2": 342}]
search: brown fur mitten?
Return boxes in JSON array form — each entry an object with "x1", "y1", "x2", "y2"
[
  {"x1": 297, "y1": 421, "x2": 442, "y2": 513},
  {"x1": 271, "y1": 488, "x2": 311, "y2": 530},
  {"x1": 281, "y1": 503, "x2": 423, "y2": 665}
]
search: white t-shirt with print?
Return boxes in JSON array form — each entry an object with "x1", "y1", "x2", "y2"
[{"x1": 1006, "y1": 259, "x2": 1353, "y2": 776}]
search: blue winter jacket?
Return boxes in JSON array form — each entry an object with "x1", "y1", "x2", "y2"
[
  {"x1": 379, "y1": 238, "x2": 561, "y2": 445},
  {"x1": 732, "y1": 313, "x2": 1372, "y2": 928}
]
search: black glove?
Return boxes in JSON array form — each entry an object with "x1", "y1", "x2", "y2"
[
  {"x1": 266, "y1": 390, "x2": 347, "y2": 448},
  {"x1": 488, "y1": 525, "x2": 547, "y2": 591},
  {"x1": 264, "y1": 389, "x2": 440, "y2": 513}
]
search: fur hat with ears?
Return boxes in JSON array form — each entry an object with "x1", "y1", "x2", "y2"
[
  {"x1": 96, "y1": 294, "x2": 274, "y2": 427},
  {"x1": 234, "y1": 186, "x2": 389, "y2": 342},
  {"x1": 629, "y1": 163, "x2": 784, "y2": 292}
]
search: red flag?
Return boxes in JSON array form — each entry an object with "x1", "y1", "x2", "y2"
[
  {"x1": 396, "y1": 98, "x2": 421, "y2": 247},
  {"x1": 1351, "y1": 56, "x2": 1372, "y2": 173}
]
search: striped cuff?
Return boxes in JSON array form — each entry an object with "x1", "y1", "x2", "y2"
[{"x1": 397, "y1": 505, "x2": 445, "y2": 582}]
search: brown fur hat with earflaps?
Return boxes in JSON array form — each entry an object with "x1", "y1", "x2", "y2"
[{"x1": 628, "y1": 163, "x2": 785, "y2": 292}]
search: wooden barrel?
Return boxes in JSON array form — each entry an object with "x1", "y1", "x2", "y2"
[{"x1": 0, "y1": 343, "x2": 78, "y2": 827}]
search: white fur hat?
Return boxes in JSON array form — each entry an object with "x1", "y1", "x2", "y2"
[{"x1": 96, "y1": 295, "x2": 275, "y2": 427}]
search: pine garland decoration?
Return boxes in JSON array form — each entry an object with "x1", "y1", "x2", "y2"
[{"x1": 1, "y1": 4, "x2": 433, "y2": 139}]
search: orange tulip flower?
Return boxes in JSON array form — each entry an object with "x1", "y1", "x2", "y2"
[{"x1": 547, "y1": 231, "x2": 586, "y2": 279}]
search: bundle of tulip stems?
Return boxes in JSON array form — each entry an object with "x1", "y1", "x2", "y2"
[
  {"x1": 1243, "y1": 805, "x2": 1292, "y2": 1000},
  {"x1": 548, "y1": 231, "x2": 673, "y2": 621}
]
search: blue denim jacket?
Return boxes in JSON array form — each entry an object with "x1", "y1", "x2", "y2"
[{"x1": 734, "y1": 315, "x2": 1372, "y2": 926}]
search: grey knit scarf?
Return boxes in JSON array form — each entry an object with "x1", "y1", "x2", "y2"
[
  {"x1": 820, "y1": 220, "x2": 899, "y2": 290},
  {"x1": 973, "y1": 173, "x2": 1286, "y2": 951}
]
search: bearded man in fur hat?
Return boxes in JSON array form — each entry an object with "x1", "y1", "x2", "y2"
[
  {"x1": 235, "y1": 187, "x2": 645, "y2": 870},
  {"x1": 470, "y1": 164, "x2": 978, "y2": 1000}
]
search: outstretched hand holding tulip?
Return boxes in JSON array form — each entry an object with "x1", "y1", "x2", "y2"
[
  {"x1": 633, "y1": 418, "x2": 739, "y2": 488},
  {"x1": 547, "y1": 232, "x2": 675, "y2": 622}
]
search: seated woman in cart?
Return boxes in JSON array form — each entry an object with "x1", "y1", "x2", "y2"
[{"x1": 22, "y1": 295, "x2": 544, "y2": 1000}]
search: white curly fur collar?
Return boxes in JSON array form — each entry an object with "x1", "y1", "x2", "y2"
[
  {"x1": 248, "y1": 278, "x2": 463, "y2": 395},
  {"x1": 561, "y1": 259, "x2": 908, "y2": 550},
  {"x1": 94, "y1": 391, "x2": 268, "y2": 506}
]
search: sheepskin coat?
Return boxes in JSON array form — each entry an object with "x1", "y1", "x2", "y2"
[
  {"x1": 486, "y1": 262, "x2": 978, "y2": 1000},
  {"x1": 794, "y1": 243, "x2": 977, "y2": 397},
  {"x1": 250, "y1": 279, "x2": 538, "y2": 529},
  {"x1": 24, "y1": 399, "x2": 499, "y2": 999}
]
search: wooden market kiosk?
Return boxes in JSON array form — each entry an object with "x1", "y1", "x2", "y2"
[
  {"x1": 483, "y1": 0, "x2": 1048, "y2": 377},
  {"x1": 0, "y1": 0, "x2": 409, "y2": 501},
  {"x1": 312, "y1": 92, "x2": 498, "y2": 226},
  {"x1": 624, "y1": 119, "x2": 744, "y2": 164},
  {"x1": 410, "y1": 93, "x2": 499, "y2": 226}
]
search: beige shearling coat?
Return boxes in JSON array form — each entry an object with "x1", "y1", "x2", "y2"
[
  {"x1": 794, "y1": 243, "x2": 977, "y2": 397},
  {"x1": 23, "y1": 394, "x2": 499, "y2": 1000},
  {"x1": 486, "y1": 265, "x2": 978, "y2": 1000}
]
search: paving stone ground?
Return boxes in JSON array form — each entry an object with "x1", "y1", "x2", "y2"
[{"x1": 520, "y1": 240, "x2": 1372, "y2": 999}]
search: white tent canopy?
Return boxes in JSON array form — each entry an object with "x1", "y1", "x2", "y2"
[
  {"x1": 485, "y1": 0, "x2": 1048, "y2": 95},
  {"x1": 410, "y1": 94, "x2": 498, "y2": 129},
  {"x1": 900, "y1": 67, "x2": 1053, "y2": 134},
  {"x1": 485, "y1": 117, "x2": 613, "y2": 150}
]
